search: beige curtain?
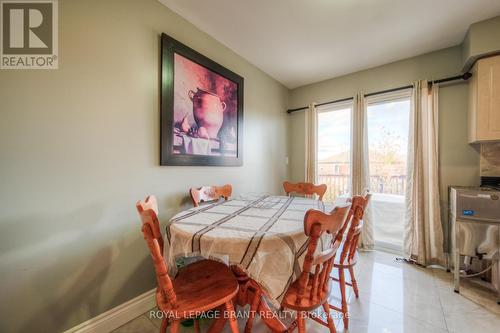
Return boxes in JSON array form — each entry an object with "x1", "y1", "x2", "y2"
[
  {"x1": 352, "y1": 93, "x2": 373, "y2": 249},
  {"x1": 305, "y1": 103, "x2": 318, "y2": 183},
  {"x1": 404, "y1": 81, "x2": 445, "y2": 266}
]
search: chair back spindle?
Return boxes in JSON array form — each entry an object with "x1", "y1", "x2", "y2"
[
  {"x1": 337, "y1": 193, "x2": 371, "y2": 264},
  {"x1": 136, "y1": 196, "x2": 177, "y2": 309},
  {"x1": 296, "y1": 204, "x2": 351, "y2": 304},
  {"x1": 136, "y1": 195, "x2": 163, "y2": 252}
]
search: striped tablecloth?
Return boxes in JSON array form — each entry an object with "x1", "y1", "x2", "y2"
[{"x1": 164, "y1": 194, "x2": 334, "y2": 307}]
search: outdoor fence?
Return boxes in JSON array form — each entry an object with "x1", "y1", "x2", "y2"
[{"x1": 318, "y1": 169, "x2": 406, "y2": 201}]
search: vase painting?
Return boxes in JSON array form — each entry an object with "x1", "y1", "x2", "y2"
[
  {"x1": 173, "y1": 53, "x2": 238, "y2": 157},
  {"x1": 161, "y1": 33, "x2": 243, "y2": 166}
]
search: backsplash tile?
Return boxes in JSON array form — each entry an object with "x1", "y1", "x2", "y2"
[{"x1": 480, "y1": 142, "x2": 500, "y2": 176}]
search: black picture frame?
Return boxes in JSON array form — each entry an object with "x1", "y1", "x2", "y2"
[{"x1": 160, "y1": 33, "x2": 244, "y2": 166}]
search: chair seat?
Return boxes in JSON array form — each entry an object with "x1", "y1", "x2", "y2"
[
  {"x1": 157, "y1": 259, "x2": 239, "y2": 316},
  {"x1": 333, "y1": 241, "x2": 358, "y2": 268},
  {"x1": 282, "y1": 274, "x2": 330, "y2": 311}
]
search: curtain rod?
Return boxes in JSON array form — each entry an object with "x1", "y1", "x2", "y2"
[{"x1": 286, "y1": 72, "x2": 472, "y2": 114}]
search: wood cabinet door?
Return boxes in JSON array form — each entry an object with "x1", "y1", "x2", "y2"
[{"x1": 477, "y1": 55, "x2": 500, "y2": 141}]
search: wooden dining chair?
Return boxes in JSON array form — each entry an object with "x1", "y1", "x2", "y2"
[
  {"x1": 190, "y1": 184, "x2": 232, "y2": 207},
  {"x1": 283, "y1": 181, "x2": 327, "y2": 201},
  {"x1": 329, "y1": 193, "x2": 371, "y2": 330},
  {"x1": 281, "y1": 204, "x2": 352, "y2": 333},
  {"x1": 136, "y1": 197, "x2": 240, "y2": 333}
]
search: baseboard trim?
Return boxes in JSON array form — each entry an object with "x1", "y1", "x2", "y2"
[{"x1": 62, "y1": 289, "x2": 156, "y2": 333}]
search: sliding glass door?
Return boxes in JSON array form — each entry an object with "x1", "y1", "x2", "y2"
[
  {"x1": 366, "y1": 91, "x2": 411, "y2": 251},
  {"x1": 316, "y1": 101, "x2": 353, "y2": 202},
  {"x1": 315, "y1": 91, "x2": 410, "y2": 251}
]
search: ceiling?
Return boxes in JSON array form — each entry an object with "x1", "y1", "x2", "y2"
[{"x1": 159, "y1": 0, "x2": 500, "y2": 89}]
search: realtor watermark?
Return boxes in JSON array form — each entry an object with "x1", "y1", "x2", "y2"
[
  {"x1": 148, "y1": 309, "x2": 349, "y2": 320},
  {"x1": 1, "y1": 0, "x2": 58, "y2": 69}
]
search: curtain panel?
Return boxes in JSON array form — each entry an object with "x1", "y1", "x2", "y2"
[
  {"x1": 404, "y1": 81, "x2": 445, "y2": 266},
  {"x1": 305, "y1": 103, "x2": 318, "y2": 184},
  {"x1": 352, "y1": 93, "x2": 374, "y2": 249}
]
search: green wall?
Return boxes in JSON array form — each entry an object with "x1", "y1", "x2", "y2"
[
  {"x1": 0, "y1": 1, "x2": 289, "y2": 332},
  {"x1": 462, "y1": 16, "x2": 500, "y2": 69}
]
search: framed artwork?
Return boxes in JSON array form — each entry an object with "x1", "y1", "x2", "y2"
[{"x1": 160, "y1": 33, "x2": 244, "y2": 166}]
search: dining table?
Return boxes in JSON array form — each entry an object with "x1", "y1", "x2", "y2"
[{"x1": 163, "y1": 194, "x2": 336, "y2": 332}]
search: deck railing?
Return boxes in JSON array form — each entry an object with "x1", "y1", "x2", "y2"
[
  {"x1": 317, "y1": 174, "x2": 350, "y2": 202},
  {"x1": 318, "y1": 173, "x2": 406, "y2": 201}
]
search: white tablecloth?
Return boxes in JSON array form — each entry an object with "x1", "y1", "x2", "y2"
[{"x1": 164, "y1": 194, "x2": 333, "y2": 306}]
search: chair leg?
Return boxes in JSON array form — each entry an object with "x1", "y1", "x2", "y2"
[
  {"x1": 322, "y1": 302, "x2": 336, "y2": 333},
  {"x1": 207, "y1": 305, "x2": 228, "y2": 333},
  {"x1": 338, "y1": 268, "x2": 349, "y2": 329},
  {"x1": 159, "y1": 318, "x2": 168, "y2": 333},
  {"x1": 225, "y1": 301, "x2": 239, "y2": 333},
  {"x1": 194, "y1": 319, "x2": 200, "y2": 333},
  {"x1": 348, "y1": 266, "x2": 359, "y2": 298},
  {"x1": 244, "y1": 288, "x2": 261, "y2": 333},
  {"x1": 297, "y1": 311, "x2": 306, "y2": 333},
  {"x1": 207, "y1": 318, "x2": 227, "y2": 333},
  {"x1": 170, "y1": 320, "x2": 180, "y2": 333}
]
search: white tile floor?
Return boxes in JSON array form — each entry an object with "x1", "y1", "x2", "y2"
[{"x1": 113, "y1": 251, "x2": 500, "y2": 333}]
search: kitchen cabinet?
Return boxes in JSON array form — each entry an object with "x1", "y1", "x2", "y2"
[{"x1": 468, "y1": 55, "x2": 500, "y2": 143}]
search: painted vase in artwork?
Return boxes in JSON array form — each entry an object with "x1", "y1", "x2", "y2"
[{"x1": 188, "y1": 88, "x2": 226, "y2": 139}]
